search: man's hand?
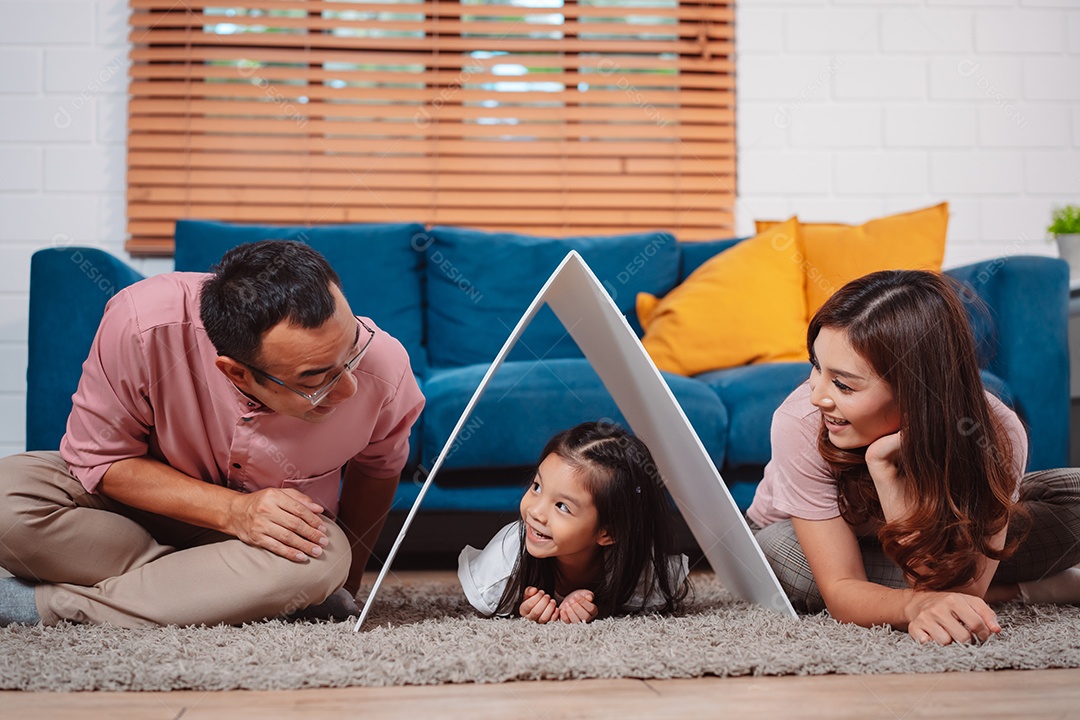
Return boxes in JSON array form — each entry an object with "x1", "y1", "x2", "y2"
[
  {"x1": 520, "y1": 586, "x2": 559, "y2": 623},
  {"x1": 558, "y1": 589, "x2": 598, "y2": 624},
  {"x1": 227, "y1": 487, "x2": 329, "y2": 562}
]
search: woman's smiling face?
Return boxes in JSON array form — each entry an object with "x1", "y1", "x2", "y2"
[{"x1": 808, "y1": 326, "x2": 901, "y2": 449}]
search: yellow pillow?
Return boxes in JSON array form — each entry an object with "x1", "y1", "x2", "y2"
[
  {"x1": 756, "y1": 202, "x2": 948, "y2": 317},
  {"x1": 637, "y1": 218, "x2": 808, "y2": 376}
]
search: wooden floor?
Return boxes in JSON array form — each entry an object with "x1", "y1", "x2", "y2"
[
  {"x1": 5, "y1": 571, "x2": 1080, "y2": 718},
  {"x1": 6, "y1": 670, "x2": 1080, "y2": 719}
]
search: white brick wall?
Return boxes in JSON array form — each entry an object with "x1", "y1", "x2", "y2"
[
  {"x1": 928, "y1": 56, "x2": 1023, "y2": 99},
  {"x1": 0, "y1": 0, "x2": 1078, "y2": 451},
  {"x1": 0, "y1": 1, "x2": 169, "y2": 452},
  {"x1": 886, "y1": 105, "x2": 978, "y2": 147},
  {"x1": 0, "y1": 3, "x2": 95, "y2": 45},
  {"x1": 0, "y1": 49, "x2": 41, "y2": 93},
  {"x1": 737, "y1": 0, "x2": 1079, "y2": 270},
  {"x1": 882, "y1": 9, "x2": 975, "y2": 53},
  {"x1": 833, "y1": 58, "x2": 927, "y2": 99},
  {"x1": 975, "y1": 10, "x2": 1067, "y2": 53},
  {"x1": 835, "y1": 152, "x2": 929, "y2": 195}
]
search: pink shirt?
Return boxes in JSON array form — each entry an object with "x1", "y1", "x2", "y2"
[
  {"x1": 747, "y1": 381, "x2": 1028, "y2": 529},
  {"x1": 60, "y1": 272, "x2": 425, "y2": 516}
]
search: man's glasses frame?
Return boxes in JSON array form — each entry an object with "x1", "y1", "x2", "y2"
[{"x1": 245, "y1": 316, "x2": 374, "y2": 406}]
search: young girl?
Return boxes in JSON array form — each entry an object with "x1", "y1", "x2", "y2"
[
  {"x1": 458, "y1": 421, "x2": 691, "y2": 623},
  {"x1": 748, "y1": 269, "x2": 1080, "y2": 646}
]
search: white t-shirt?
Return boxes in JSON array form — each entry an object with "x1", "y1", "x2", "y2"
[{"x1": 457, "y1": 521, "x2": 690, "y2": 616}]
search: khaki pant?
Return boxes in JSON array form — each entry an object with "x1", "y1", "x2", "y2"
[{"x1": 0, "y1": 452, "x2": 350, "y2": 627}]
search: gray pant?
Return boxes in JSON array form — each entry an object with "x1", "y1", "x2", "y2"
[
  {"x1": 0, "y1": 451, "x2": 351, "y2": 627},
  {"x1": 753, "y1": 468, "x2": 1080, "y2": 613}
]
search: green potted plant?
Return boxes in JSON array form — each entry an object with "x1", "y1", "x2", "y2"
[{"x1": 1049, "y1": 205, "x2": 1080, "y2": 283}]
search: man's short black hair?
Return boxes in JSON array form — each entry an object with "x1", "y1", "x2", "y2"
[{"x1": 200, "y1": 239, "x2": 343, "y2": 366}]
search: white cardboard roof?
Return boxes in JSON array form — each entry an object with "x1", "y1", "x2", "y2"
[{"x1": 355, "y1": 251, "x2": 796, "y2": 631}]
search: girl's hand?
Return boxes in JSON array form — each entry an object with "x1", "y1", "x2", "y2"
[
  {"x1": 558, "y1": 589, "x2": 598, "y2": 624},
  {"x1": 905, "y1": 591, "x2": 1001, "y2": 646},
  {"x1": 520, "y1": 586, "x2": 559, "y2": 624}
]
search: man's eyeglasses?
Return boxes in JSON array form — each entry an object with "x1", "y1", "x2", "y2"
[{"x1": 245, "y1": 316, "x2": 375, "y2": 406}]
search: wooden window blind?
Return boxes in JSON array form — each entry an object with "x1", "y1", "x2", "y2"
[{"x1": 127, "y1": 0, "x2": 735, "y2": 255}]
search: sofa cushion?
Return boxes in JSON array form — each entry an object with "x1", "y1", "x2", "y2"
[
  {"x1": 677, "y1": 236, "x2": 747, "y2": 280},
  {"x1": 392, "y1": 480, "x2": 527, "y2": 512},
  {"x1": 757, "y1": 203, "x2": 948, "y2": 318},
  {"x1": 696, "y1": 362, "x2": 812, "y2": 469},
  {"x1": 27, "y1": 248, "x2": 147, "y2": 451},
  {"x1": 942, "y1": 265, "x2": 996, "y2": 367},
  {"x1": 420, "y1": 358, "x2": 728, "y2": 475},
  {"x1": 637, "y1": 218, "x2": 808, "y2": 376},
  {"x1": 174, "y1": 220, "x2": 429, "y2": 373},
  {"x1": 424, "y1": 227, "x2": 679, "y2": 368}
]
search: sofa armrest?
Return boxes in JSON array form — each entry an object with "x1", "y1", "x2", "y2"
[
  {"x1": 945, "y1": 255, "x2": 1069, "y2": 471},
  {"x1": 27, "y1": 247, "x2": 145, "y2": 451}
]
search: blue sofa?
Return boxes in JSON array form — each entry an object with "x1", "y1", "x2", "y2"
[{"x1": 26, "y1": 222, "x2": 1070, "y2": 545}]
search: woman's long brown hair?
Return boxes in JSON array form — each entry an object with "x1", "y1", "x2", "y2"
[{"x1": 810, "y1": 270, "x2": 1027, "y2": 590}]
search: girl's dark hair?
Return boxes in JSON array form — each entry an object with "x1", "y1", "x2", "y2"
[
  {"x1": 809, "y1": 269, "x2": 1027, "y2": 590},
  {"x1": 199, "y1": 240, "x2": 342, "y2": 366},
  {"x1": 497, "y1": 421, "x2": 690, "y2": 618}
]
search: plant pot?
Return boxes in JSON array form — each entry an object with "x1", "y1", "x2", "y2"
[{"x1": 1055, "y1": 234, "x2": 1080, "y2": 282}]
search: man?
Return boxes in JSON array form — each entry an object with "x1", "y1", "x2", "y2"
[{"x1": 0, "y1": 240, "x2": 424, "y2": 626}]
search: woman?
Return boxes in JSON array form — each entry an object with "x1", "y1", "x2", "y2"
[{"x1": 748, "y1": 269, "x2": 1080, "y2": 645}]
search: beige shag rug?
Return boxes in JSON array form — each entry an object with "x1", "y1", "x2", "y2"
[{"x1": 2, "y1": 574, "x2": 1079, "y2": 692}]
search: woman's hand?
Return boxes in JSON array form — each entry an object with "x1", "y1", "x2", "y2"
[
  {"x1": 904, "y1": 591, "x2": 1001, "y2": 646},
  {"x1": 558, "y1": 589, "x2": 598, "y2": 624},
  {"x1": 520, "y1": 586, "x2": 559, "y2": 623},
  {"x1": 865, "y1": 430, "x2": 902, "y2": 478},
  {"x1": 865, "y1": 431, "x2": 909, "y2": 522}
]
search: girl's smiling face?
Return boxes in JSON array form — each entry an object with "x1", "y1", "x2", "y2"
[
  {"x1": 519, "y1": 453, "x2": 613, "y2": 564},
  {"x1": 808, "y1": 326, "x2": 901, "y2": 449}
]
